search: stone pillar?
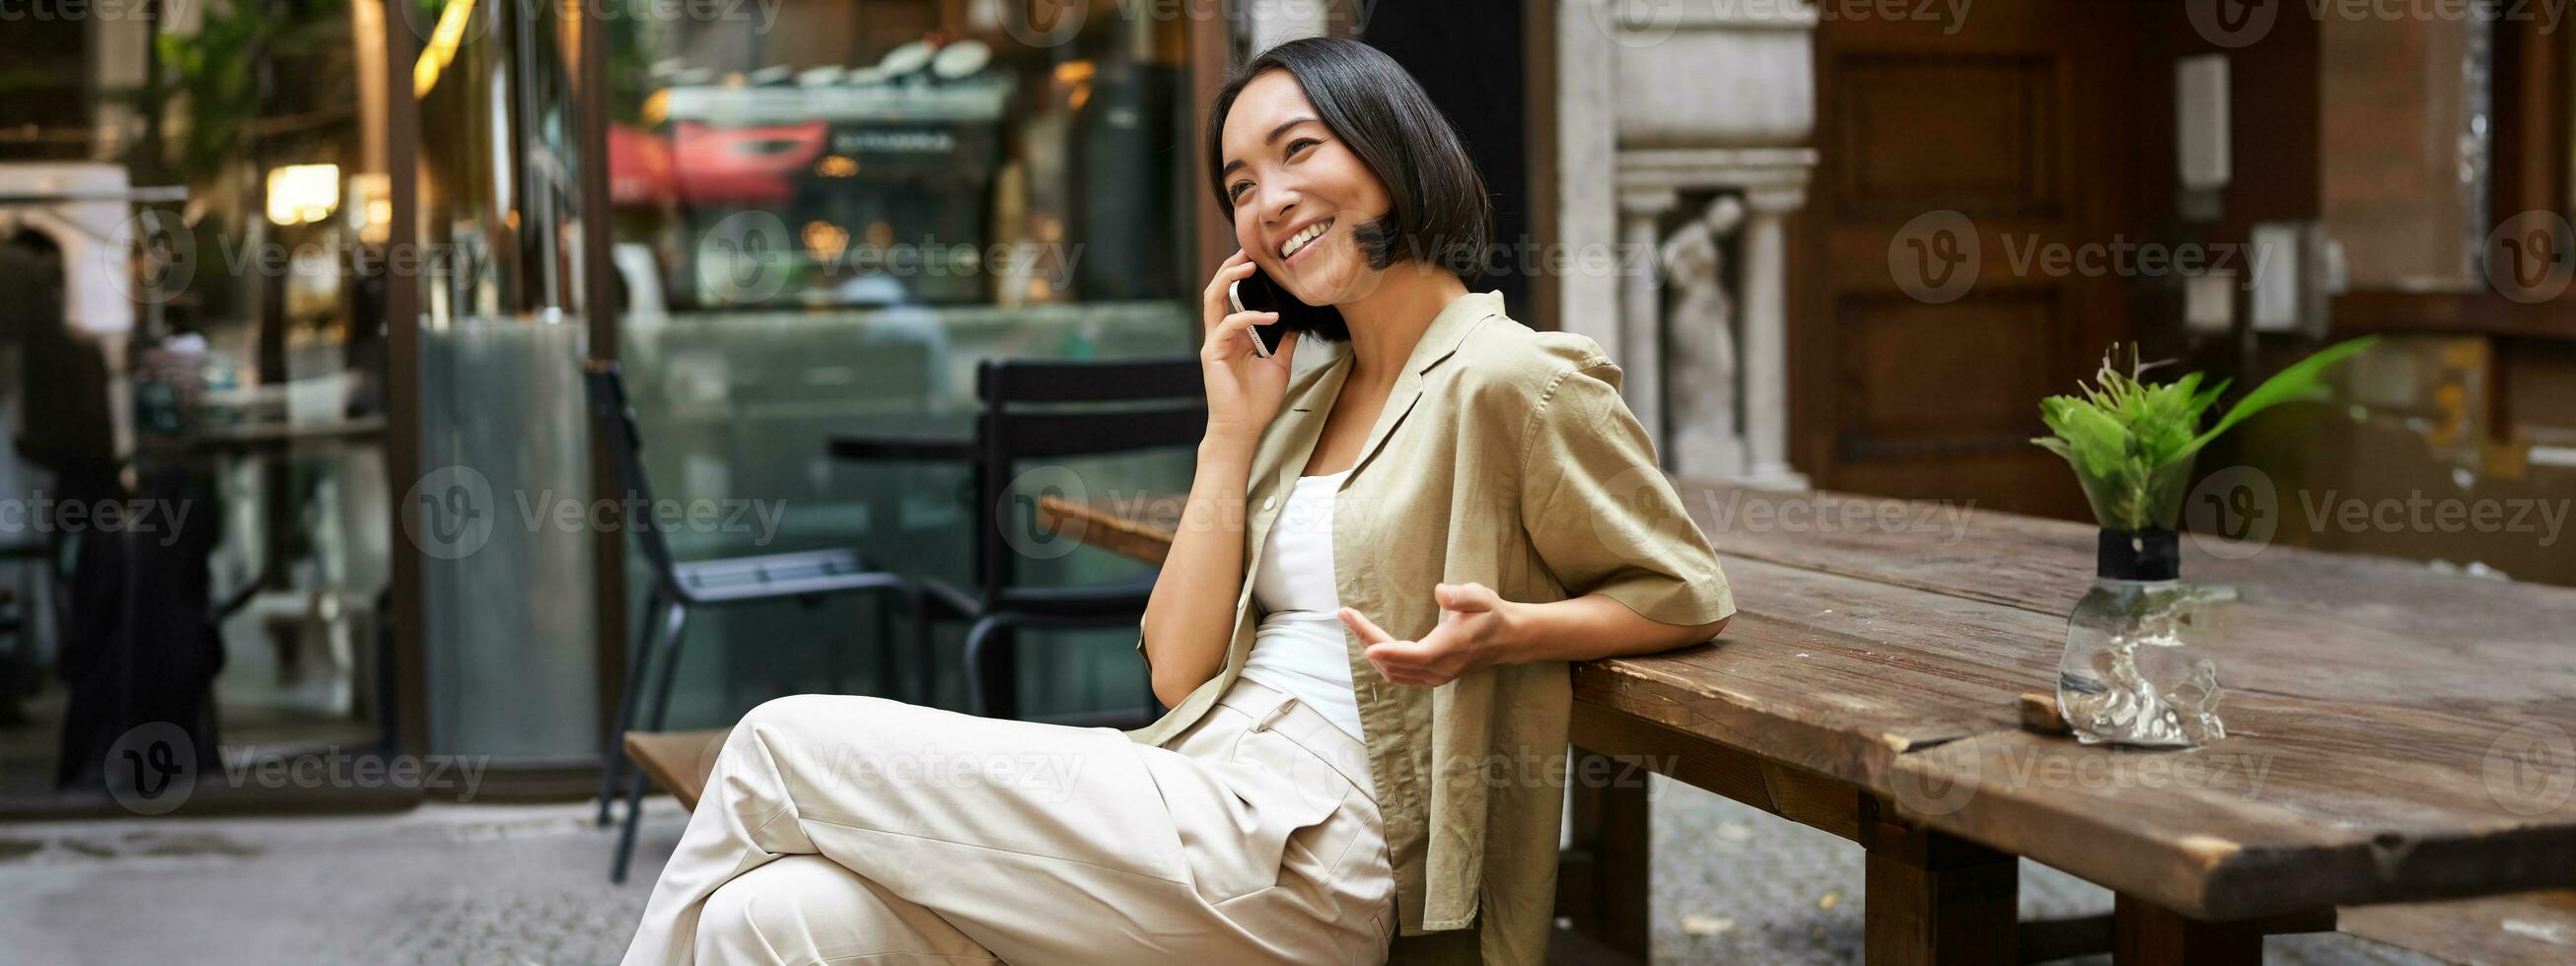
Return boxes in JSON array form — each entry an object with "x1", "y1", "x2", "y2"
[
  {"x1": 1618, "y1": 187, "x2": 1678, "y2": 451},
  {"x1": 1738, "y1": 186, "x2": 1807, "y2": 490}
]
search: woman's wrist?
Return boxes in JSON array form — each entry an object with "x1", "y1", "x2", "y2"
[
  {"x1": 1199, "y1": 430, "x2": 1258, "y2": 462},
  {"x1": 1487, "y1": 598, "x2": 1539, "y2": 665}
]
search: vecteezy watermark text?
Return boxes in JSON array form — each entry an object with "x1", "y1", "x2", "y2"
[
  {"x1": 403, "y1": 465, "x2": 786, "y2": 560},
  {"x1": 1888, "y1": 210, "x2": 2280, "y2": 305},
  {"x1": 105, "y1": 724, "x2": 493, "y2": 814},
  {"x1": 1891, "y1": 745, "x2": 2278, "y2": 817},
  {"x1": 1696, "y1": 489, "x2": 1976, "y2": 542},
  {"x1": 513, "y1": 490, "x2": 787, "y2": 545},
  {"x1": 2190, "y1": 0, "x2": 2576, "y2": 48},
  {"x1": 0, "y1": 494, "x2": 195, "y2": 547},
  {"x1": 2185, "y1": 466, "x2": 2570, "y2": 560},
  {"x1": 222, "y1": 746, "x2": 492, "y2": 800}
]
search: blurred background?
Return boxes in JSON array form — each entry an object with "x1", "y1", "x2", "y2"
[{"x1": 0, "y1": 0, "x2": 2569, "y2": 959}]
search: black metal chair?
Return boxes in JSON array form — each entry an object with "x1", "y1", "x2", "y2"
[
  {"x1": 924, "y1": 356, "x2": 1203, "y2": 725},
  {"x1": 583, "y1": 361, "x2": 928, "y2": 883}
]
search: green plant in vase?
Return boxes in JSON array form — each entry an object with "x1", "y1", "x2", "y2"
[{"x1": 2033, "y1": 337, "x2": 2375, "y2": 746}]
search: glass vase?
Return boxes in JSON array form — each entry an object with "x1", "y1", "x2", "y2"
[{"x1": 2055, "y1": 529, "x2": 2235, "y2": 747}]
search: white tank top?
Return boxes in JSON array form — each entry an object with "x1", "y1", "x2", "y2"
[{"x1": 1242, "y1": 468, "x2": 1367, "y2": 744}]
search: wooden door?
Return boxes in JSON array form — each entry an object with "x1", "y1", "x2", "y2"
[{"x1": 1795, "y1": 1, "x2": 2162, "y2": 520}]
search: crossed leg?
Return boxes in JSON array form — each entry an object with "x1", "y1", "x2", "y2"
[
  {"x1": 695, "y1": 855, "x2": 995, "y2": 964},
  {"x1": 620, "y1": 692, "x2": 1387, "y2": 966}
]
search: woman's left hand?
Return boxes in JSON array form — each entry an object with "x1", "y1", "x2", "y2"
[{"x1": 1338, "y1": 583, "x2": 1523, "y2": 687}]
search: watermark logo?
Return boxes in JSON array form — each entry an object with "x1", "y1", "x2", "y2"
[
  {"x1": 1584, "y1": 0, "x2": 1969, "y2": 44},
  {"x1": 1889, "y1": 758, "x2": 1979, "y2": 817},
  {"x1": 699, "y1": 210, "x2": 795, "y2": 306},
  {"x1": 220, "y1": 746, "x2": 492, "y2": 800},
  {"x1": 2484, "y1": 209, "x2": 2575, "y2": 305},
  {"x1": 397, "y1": 0, "x2": 496, "y2": 57},
  {"x1": 400, "y1": 467, "x2": 788, "y2": 559},
  {"x1": 103, "y1": 726, "x2": 497, "y2": 812},
  {"x1": 0, "y1": 0, "x2": 203, "y2": 24},
  {"x1": 0, "y1": 494, "x2": 197, "y2": 547},
  {"x1": 105, "y1": 209, "x2": 196, "y2": 307},
  {"x1": 2183, "y1": 0, "x2": 2576, "y2": 50},
  {"x1": 404, "y1": 464, "x2": 496, "y2": 560},
  {"x1": 107, "y1": 723, "x2": 197, "y2": 816},
  {"x1": 395, "y1": 0, "x2": 785, "y2": 48},
  {"x1": 1001, "y1": 0, "x2": 1087, "y2": 47},
  {"x1": 1695, "y1": 489, "x2": 1976, "y2": 542},
  {"x1": 1586, "y1": 0, "x2": 1688, "y2": 48},
  {"x1": 2187, "y1": 0, "x2": 2279, "y2": 47},
  {"x1": 1889, "y1": 746, "x2": 2279, "y2": 820},
  {"x1": 1590, "y1": 465, "x2": 1710, "y2": 566},
  {"x1": 1891, "y1": 211, "x2": 2280, "y2": 304},
  {"x1": 1889, "y1": 210, "x2": 1979, "y2": 304},
  {"x1": 2185, "y1": 465, "x2": 2278, "y2": 560},
  {"x1": 995, "y1": 0, "x2": 1378, "y2": 51},
  {"x1": 1002, "y1": 465, "x2": 1092, "y2": 562},
  {"x1": 2181, "y1": 467, "x2": 2568, "y2": 558},
  {"x1": 518, "y1": 491, "x2": 787, "y2": 546},
  {"x1": 2483, "y1": 722, "x2": 2574, "y2": 817}
]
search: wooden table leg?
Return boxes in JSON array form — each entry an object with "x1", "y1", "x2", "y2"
[
  {"x1": 1862, "y1": 799, "x2": 2018, "y2": 966},
  {"x1": 2112, "y1": 894, "x2": 2263, "y2": 966},
  {"x1": 1559, "y1": 745, "x2": 1651, "y2": 960}
]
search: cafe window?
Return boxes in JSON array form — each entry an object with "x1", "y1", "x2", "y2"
[
  {"x1": 608, "y1": 3, "x2": 1192, "y2": 312},
  {"x1": 598, "y1": 2, "x2": 1206, "y2": 725}
]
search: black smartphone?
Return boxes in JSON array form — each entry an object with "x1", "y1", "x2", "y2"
[{"x1": 1226, "y1": 266, "x2": 1338, "y2": 358}]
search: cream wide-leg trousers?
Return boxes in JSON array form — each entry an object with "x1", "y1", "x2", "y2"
[{"x1": 617, "y1": 678, "x2": 1395, "y2": 965}]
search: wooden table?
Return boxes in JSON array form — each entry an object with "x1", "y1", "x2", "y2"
[{"x1": 1035, "y1": 484, "x2": 2576, "y2": 965}]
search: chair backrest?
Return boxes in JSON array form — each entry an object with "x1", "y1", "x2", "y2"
[
  {"x1": 581, "y1": 361, "x2": 680, "y2": 590},
  {"x1": 969, "y1": 356, "x2": 1205, "y2": 600}
]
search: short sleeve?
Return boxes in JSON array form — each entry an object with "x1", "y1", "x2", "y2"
[{"x1": 1518, "y1": 360, "x2": 1736, "y2": 629}]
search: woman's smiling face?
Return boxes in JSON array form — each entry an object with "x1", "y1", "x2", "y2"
[{"x1": 1218, "y1": 69, "x2": 1394, "y2": 307}]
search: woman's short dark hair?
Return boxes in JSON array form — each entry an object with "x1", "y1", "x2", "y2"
[{"x1": 1206, "y1": 36, "x2": 1495, "y2": 296}]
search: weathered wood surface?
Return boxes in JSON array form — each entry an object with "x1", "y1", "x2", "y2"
[
  {"x1": 2339, "y1": 890, "x2": 2576, "y2": 965},
  {"x1": 1682, "y1": 487, "x2": 2576, "y2": 707},
  {"x1": 1038, "y1": 484, "x2": 2576, "y2": 924},
  {"x1": 625, "y1": 728, "x2": 730, "y2": 813}
]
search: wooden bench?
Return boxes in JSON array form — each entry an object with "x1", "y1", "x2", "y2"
[{"x1": 624, "y1": 729, "x2": 729, "y2": 813}]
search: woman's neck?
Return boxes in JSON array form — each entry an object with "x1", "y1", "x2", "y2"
[{"x1": 1337, "y1": 261, "x2": 1470, "y2": 387}]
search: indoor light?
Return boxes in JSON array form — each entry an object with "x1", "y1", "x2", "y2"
[{"x1": 265, "y1": 164, "x2": 342, "y2": 226}]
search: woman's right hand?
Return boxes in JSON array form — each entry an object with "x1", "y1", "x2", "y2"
[{"x1": 1199, "y1": 250, "x2": 1301, "y2": 445}]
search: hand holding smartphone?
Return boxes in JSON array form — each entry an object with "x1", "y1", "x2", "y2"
[
  {"x1": 1196, "y1": 252, "x2": 1339, "y2": 444},
  {"x1": 1223, "y1": 263, "x2": 1336, "y2": 359},
  {"x1": 1226, "y1": 279, "x2": 1288, "y2": 358}
]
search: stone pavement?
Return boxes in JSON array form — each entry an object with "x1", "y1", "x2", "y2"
[{"x1": 0, "y1": 776, "x2": 2445, "y2": 964}]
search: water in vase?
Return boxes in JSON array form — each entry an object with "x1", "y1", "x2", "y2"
[{"x1": 2056, "y1": 579, "x2": 2234, "y2": 747}]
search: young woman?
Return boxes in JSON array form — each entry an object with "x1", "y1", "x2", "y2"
[{"x1": 620, "y1": 36, "x2": 1733, "y2": 966}]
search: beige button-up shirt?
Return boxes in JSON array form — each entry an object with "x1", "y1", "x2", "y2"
[{"x1": 1127, "y1": 290, "x2": 1736, "y2": 965}]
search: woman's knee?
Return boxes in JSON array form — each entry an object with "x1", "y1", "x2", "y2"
[
  {"x1": 739, "y1": 693, "x2": 912, "y2": 730},
  {"x1": 725, "y1": 694, "x2": 920, "y2": 782},
  {"x1": 732, "y1": 694, "x2": 909, "y2": 756},
  {"x1": 742, "y1": 693, "x2": 846, "y2": 728}
]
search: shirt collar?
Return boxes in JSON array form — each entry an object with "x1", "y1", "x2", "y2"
[
  {"x1": 1316, "y1": 288, "x2": 1503, "y2": 382},
  {"x1": 1404, "y1": 289, "x2": 1503, "y2": 376}
]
